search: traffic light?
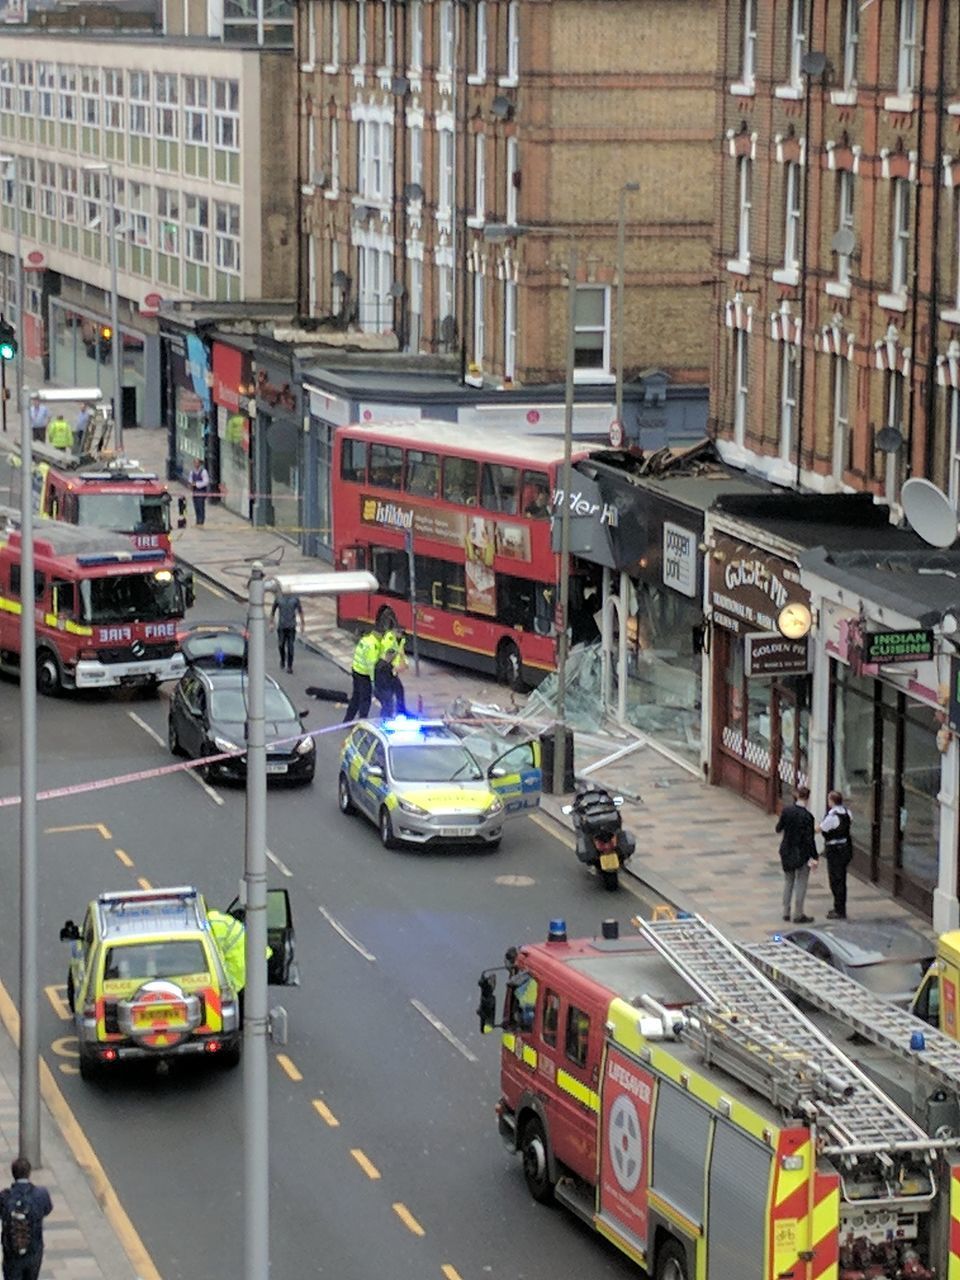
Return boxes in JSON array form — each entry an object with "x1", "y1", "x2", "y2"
[{"x1": 0, "y1": 319, "x2": 16, "y2": 362}]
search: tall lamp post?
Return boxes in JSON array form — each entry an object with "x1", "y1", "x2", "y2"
[
  {"x1": 242, "y1": 565, "x2": 376, "y2": 1280},
  {"x1": 552, "y1": 245, "x2": 577, "y2": 796},
  {"x1": 83, "y1": 162, "x2": 122, "y2": 450},
  {"x1": 0, "y1": 154, "x2": 24, "y2": 412},
  {"x1": 614, "y1": 182, "x2": 639, "y2": 430}
]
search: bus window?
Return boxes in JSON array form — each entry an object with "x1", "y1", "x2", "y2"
[
  {"x1": 341, "y1": 438, "x2": 368, "y2": 483},
  {"x1": 521, "y1": 471, "x2": 551, "y2": 519},
  {"x1": 370, "y1": 443, "x2": 403, "y2": 490},
  {"x1": 416, "y1": 555, "x2": 466, "y2": 612},
  {"x1": 442, "y1": 456, "x2": 479, "y2": 506},
  {"x1": 480, "y1": 463, "x2": 520, "y2": 514},
  {"x1": 497, "y1": 574, "x2": 538, "y2": 631},
  {"x1": 371, "y1": 546, "x2": 410, "y2": 597},
  {"x1": 405, "y1": 450, "x2": 440, "y2": 497}
]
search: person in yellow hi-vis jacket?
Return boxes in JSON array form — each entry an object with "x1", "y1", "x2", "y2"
[
  {"x1": 380, "y1": 628, "x2": 408, "y2": 715},
  {"x1": 343, "y1": 626, "x2": 381, "y2": 724}
]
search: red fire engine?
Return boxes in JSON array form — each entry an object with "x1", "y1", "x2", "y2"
[
  {"x1": 0, "y1": 512, "x2": 190, "y2": 695},
  {"x1": 17, "y1": 442, "x2": 182, "y2": 554},
  {"x1": 479, "y1": 913, "x2": 960, "y2": 1280}
]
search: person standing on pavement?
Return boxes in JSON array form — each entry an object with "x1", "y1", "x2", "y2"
[
  {"x1": 27, "y1": 396, "x2": 49, "y2": 441},
  {"x1": 44, "y1": 412, "x2": 73, "y2": 452},
  {"x1": 819, "y1": 790, "x2": 853, "y2": 920},
  {"x1": 0, "y1": 1157, "x2": 53, "y2": 1280},
  {"x1": 373, "y1": 643, "x2": 398, "y2": 718},
  {"x1": 343, "y1": 626, "x2": 380, "y2": 723},
  {"x1": 270, "y1": 590, "x2": 304, "y2": 674},
  {"x1": 775, "y1": 785, "x2": 818, "y2": 924},
  {"x1": 380, "y1": 627, "x2": 408, "y2": 715},
  {"x1": 188, "y1": 457, "x2": 210, "y2": 526}
]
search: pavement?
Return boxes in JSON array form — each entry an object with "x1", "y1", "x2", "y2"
[{"x1": 0, "y1": 406, "x2": 933, "y2": 1280}]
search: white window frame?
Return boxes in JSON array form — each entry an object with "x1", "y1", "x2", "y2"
[
  {"x1": 214, "y1": 200, "x2": 241, "y2": 274},
  {"x1": 38, "y1": 160, "x2": 56, "y2": 220},
  {"x1": 739, "y1": 0, "x2": 756, "y2": 90},
  {"x1": 506, "y1": 136, "x2": 518, "y2": 225},
  {"x1": 438, "y1": 0, "x2": 455, "y2": 77},
  {"x1": 735, "y1": 155, "x2": 751, "y2": 264},
  {"x1": 184, "y1": 193, "x2": 209, "y2": 266},
  {"x1": 325, "y1": 1, "x2": 341, "y2": 71},
  {"x1": 504, "y1": 278, "x2": 517, "y2": 380},
  {"x1": 841, "y1": 0, "x2": 858, "y2": 92},
  {"x1": 783, "y1": 161, "x2": 801, "y2": 272},
  {"x1": 383, "y1": 0, "x2": 395, "y2": 71},
  {"x1": 437, "y1": 125, "x2": 454, "y2": 217},
  {"x1": 502, "y1": 0, "x2": 519, "y2": 85},
  {"x1": 157, "y1": 187, "x2": 180, "y2": 256},
  {"x1": 155, "y1": 72, "x2": 178, "y2": 141},
  {"x1": 472, "y1": 269, "x2": 485, "y2": 369},
  {"x1": 948, "y1": 386, "x2": 960, "y2": 507},
  {"x1": 17, "y1": 60, "x2": 33, "y2": 117},
  {"x1": 788, "y1": 0, "x2": 806, "y2": 90},
  {"x1": 883, "y1": 369, "x2": 905, "y2": 501},
  {"x1": 573, "y1": 284, "x2": 612, "y2": 382},
  {"x1": 128, "y1": 180, "x2": 151, "y2": 249},
  {"x1": 80, "y1": 65, "x2": 100, "y2": 128},
  {"x1": 58, "y1": 65, "x2": 76, "y2": 123},
  {"x1": 733, "y1": 328, "x2": 749, "y2": 447},
  {"x1": 183, "y1": 75, "x2": 209, "y2": 145},
  {"x1": 897, "y1": 0, "x2": 918, "y2": 97},
  {"x1": 81, "y1": 168, "x2": 101, "y2": 232},
  {"x1": 409, "y1": 121, "x2": 423, "y2": 191},
  {"x1": 357, "y1": 0, "x2": 367, "y2": 70},
  {"x1": 835, "y1": 169, "x2": 854, "y2": 286},
  {"x1": 59, "y1": 164, "x2": 77, "y2": 226},
  {"x1": 437, "y1": 261, "x2": 454, "y2": 336},
  {"x1": 129, "y1": 70, "x2": 149, "y2": 137},
  {"x1": 830, "y1": 352, "x2": 849, "y2": 481},
  {"x1": 471, "y1": 0, "x2": 487, "y2": 82},
  {"x1": 408, "y1": 253, "x2": 423, "y2": 350},
  {"x1": 329, "y1": 116, "x2": 340, "y2": 196},
  {"x1": 779, "y1": 343, "x2": 798, "y2": 464},
  {"x1": 103, "y1": 68, "x2": 123, "y2": 134},
  {"x1": 471, "y1": 132, "x2": 485, "y2": 223},
  {"x1": 408, "y1": 0, "x2": 423, "y2": 73},
  {"x1": 213, "y1": 78, "x2": 240, "y2": 150},
  {"x1": 891, "y1": 177, "x2": 911, "y2": 296},
  {"x1": 37, "y1": 63, "x2": 55, "y2": 121}
]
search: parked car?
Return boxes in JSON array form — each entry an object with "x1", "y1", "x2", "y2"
[
  {"x1": 168, "y1": 667, "x2": 314, "y2": 784},
  {"x1": 781, "y1": 918, "x2": 935, "y2": 1006}
]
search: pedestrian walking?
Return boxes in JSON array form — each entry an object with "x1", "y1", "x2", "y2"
[
  {"x1": 374, "y1": 644, "x2": 398, "y2": 718},
  {"x1": 775, "y1": 785, "x2": 819, "y2": 924},
  {"x1": 27, "y1": 396, "x2": 49, "y2": 441},
  {"x1": 0, "y1": 1157, "x2": 52, "y2": 1280},
  {"x1": 271, "y1": 590, "x2": 304, "y2": 674},
  {"x1": 343, "y1": 626, "x2": 381, "y2": 724},
  {"x1": 188, "y1": 458, "x2": 210, "y2": 526},
  {"x1": 44, "y1": 412, "x2": 73, "y2": 452},
  {"x1": 819, "y1": 789, "x2": 853, "y2": 920}
]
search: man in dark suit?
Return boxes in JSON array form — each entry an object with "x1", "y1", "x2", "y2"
[{"x1": 775, "y1": 785, "x2": 818, "y2": 924}]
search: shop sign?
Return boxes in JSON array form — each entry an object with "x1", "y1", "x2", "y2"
[
  {"x1": 709, "y1": 537, "x2": 808, "y2": 636},
  {"x1": 212, "y1": 343, "x2": 251, "y2": 412},
  {"x1": 745, "y1": 632, "x2": 810, "y2": 678},
  {"x1": 360, "y1": 493, "x2": 531, "y2": 565},
  {"x1": 662, "y1": 522, "x2": 697, "y2": 599},
  {"x1": 863, "y1": 628, "x2": 935, "y2": 665}
]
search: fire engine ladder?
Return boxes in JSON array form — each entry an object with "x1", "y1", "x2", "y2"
[
  {"x1": 636, "y1": 914, "x2": 933, "y2": 1158},
  {"x1": 744, "y1": 937, "x2": 960, "y2": 1097}
]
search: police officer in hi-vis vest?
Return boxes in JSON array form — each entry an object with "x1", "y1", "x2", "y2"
[{"x1": 343, "y1": 627, "x2": 381, "y2": 724}]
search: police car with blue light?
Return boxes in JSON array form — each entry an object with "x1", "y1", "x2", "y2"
[{"x1": 338, "y1": 717, "x2": 542, "y2": 849}]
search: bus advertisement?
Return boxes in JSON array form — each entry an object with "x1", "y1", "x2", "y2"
[{"x1": 332, "y1": 420, "x2": 592, "y2": 688}]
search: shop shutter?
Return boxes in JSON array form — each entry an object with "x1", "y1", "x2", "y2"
[
  {"x1": 650, "y1": 1081, "x2": 711, "y2": 1227},
  {"x1": 706, "y1": 1120, "x2": 772, "y2": 1280}
]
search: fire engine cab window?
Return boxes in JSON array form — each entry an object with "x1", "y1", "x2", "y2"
[
  {"x1": 9, "y1": 568, "x2": 46, "y2": 598},
  {"x1": 52, "y1": 579, "x2": 76, "y2": 618},
  {"x1": 340, "y1": 439, "x2": 368, "y2": 483},
  {"x1": 78, "y1": 573, "x2": 180, "y2": 623},
  {"x1": 565, "y1": 1006, "x2": 590, "y2": 1066},
  {"x1": 405, "y1": 450, "x2": 440, "y2": 497},
  {"x1": 77, "y1": 494, "x2": 169, "y2": 533},
  {"x1": 510, "y1": 973, "x2": 538, "y2": 1031},
  {"x1": 480, "y1": 463, "x2": 520, "y2": 514},
  {"x1": 369, "y1": 444, "x2": 403, "y2": 490},
  {"x1": 442, "y1": 456, "x2": 479, "y2": 506},
  {"x1": 542, "y1": 990, "x2": 560, "y2": 1046}
]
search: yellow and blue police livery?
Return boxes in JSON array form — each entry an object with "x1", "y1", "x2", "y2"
[{"x1": 337, "y1": 718, "x2": 542, "y2": 849}]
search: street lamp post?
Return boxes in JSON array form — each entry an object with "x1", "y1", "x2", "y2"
[
  {"x1": 0, "y1": 155, "x2": 24, "y2": 412},
  {"x1": 83, "y1": 162, "x2": 122, "y2": 450},
  {"x1": 615, "y1": 182, "x2": 639, "y2": 430},
  {"x1": 242, "y1": 564, "x2": 376, "y2": 1280},
  {"x1": 552, "y1": 245, "x2": 577, "y2": 797}
]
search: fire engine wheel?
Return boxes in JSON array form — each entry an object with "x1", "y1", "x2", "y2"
[
  {"x1": 520, "y1": 1117, "x2": 555, "y2": 1204},
  {"x1": 36, "y1": 649, "x2": 63, "y2": 697},
  {"x1": 655, "y1": 1240, "x2": 688, "y2": 1280},
  {"x1": 496, "y1": 639, "x2": 524, "y2": 692},
  {"x1": 379, "y1": 806, "x2": 398, "y2": 850},
  {"x1": 338, "y1": 772, "x2": 356, "y2": 815}
]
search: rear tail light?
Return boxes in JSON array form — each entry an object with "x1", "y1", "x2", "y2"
[
  {"x1": 204, "y1": 1039, "x2": 222, "y2": 1054},
  {"x1": 102, "y1": 1048, "x2": 118, "y2": 1063}
]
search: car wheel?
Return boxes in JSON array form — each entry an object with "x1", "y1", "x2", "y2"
[
  {"x1": 520, "y1": 1117, "x2": 555, "y2": 1204},
  {"x1": 78, "y1": 1050, "x2": 101, "y2": 1084},
  {"x1": 379, "y1": 806, "x2": 397, "y2": 850},
  {"x1": 66, "y1": 971, "x2": 76, "y2": 1014},
  {"x1": 168, "y1": 716, "x2": 183, "y2": 757},
  {"x1": 486, "y1": 837, "x2": 502, "y2": 851},
  {"x1": 495, "y1": 639, "x2": 524, "y2": 691},
  {"x1": 219, "y1": 1044, "x2": 241, "y2": 1069},
  {"x1": 338, "y1": 772, "x2": 356, "y2": 815},
  {"x1": 36, "y1": 649, "x2": 63, "y2": 697}
]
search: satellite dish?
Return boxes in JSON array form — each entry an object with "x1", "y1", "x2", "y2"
[
  {"x1": 831, "y1": 227, "x2": 855, "y2": 257},
  {"x1": 901, "y1": 477, "x2": 959, "y2": 548},
  {"x1": 875, "y1": 426, "x2": 903, "y2": 453}
]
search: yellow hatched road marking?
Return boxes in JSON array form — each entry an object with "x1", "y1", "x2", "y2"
[
  {"x1": 311, "y1": 1099, "x2": 340, "y2": 1127},
  {"x1": 44, "y1": 823, "x2": 112, "y2": 839},
  {"x1": 114, "y1": 848, "x2": 134, "y2": 868},
  {"x1": 350, "y1": 1149, "x2": 381, "y2": 1179},
  {"x1": 276, "y1": 1054, "x2": 302, "y2": 1082},
  {"x1": 44, "y1": 985, "x2": 71, "y2": 1021},
  {"x1": 441, "y1": 1267, "x2": 463, "y2": 1280},
  {"x1": 392, "y1": 1203, "x2": 425, "y2": 1237},
  {"x1": 137, "y1": 877, "x2": 152, "y2": 891},
  {"x1": 52, "y1": 1036, "x2": 79, "y2": 1058}
]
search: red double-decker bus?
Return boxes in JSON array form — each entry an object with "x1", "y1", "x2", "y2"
[{"x1": 333, "y1": 419, "x2": 591, "y2": 687}]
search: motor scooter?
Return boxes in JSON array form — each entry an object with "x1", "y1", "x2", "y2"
[{"x1": 562, "y1": 785, "x2": 636, "y2": 890}]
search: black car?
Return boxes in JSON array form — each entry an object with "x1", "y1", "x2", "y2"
[
  {"x1": 168, "y1": 668, "x2": 315, "y2": 784},
  {"x1": 178, "y1": 622, "x2": 248, "y2": 670}
]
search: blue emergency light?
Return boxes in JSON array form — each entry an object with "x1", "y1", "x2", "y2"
[
  {"x1": 381, "y1": 715, "x2": 418, "y2": 733},
  {"x1": 547, "y1": 918, "x2": 567, "y2": 943}
]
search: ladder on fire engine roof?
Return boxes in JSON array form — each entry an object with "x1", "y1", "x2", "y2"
[
  {"x1": 744, "y1": 937, "x2": 960, "y2": 1097},
  {"x1": 636, "y1": 914, "x2": 934, "y2": 1158}
]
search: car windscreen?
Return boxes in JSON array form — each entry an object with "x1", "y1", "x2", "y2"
[
  {"x1": 77, "y1": 493, "x2": 170, "y2": 533},
  {"x1": 104, "y1": 940, "x2": 208, "y2": 981},
  {"x1": 78, "y1": 572, "x2": 181, "y2": 623},
  {"x1": 389, "y1": 744, "x2": 483, "y2": 782},
  {"x1": 851, "y1": 960, "x2": 932, "y2": 996},
  {"x1": 210, "y1": 686, "x2": 296, "y2": 723},
  {"x1": 184, "y1": 634, "x2": 246, "y2": 666}
]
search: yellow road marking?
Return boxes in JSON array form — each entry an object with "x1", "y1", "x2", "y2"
[
  {"x1": 202, "y1": 581, "x2": 227, "y2": 600},
  {"x1": 529, "y1": 810, "x2": 575, "y2": 849},
  {"x1": 392, "y1": 1203, "x2": 425, "y2": 1237},
  {"x1": 0, "y1": 978, "x2": 162, "y2": 1280},
  {"x1": 59, "y1": 1063, "x2": 79, "y2": 1075},
  {"x1": 350, "y1": 1149, "x2": 381, "y2": 1180},
  {"x1": 276, "y1": 1054, "x2": 302, "y2": 1082},
  {"x1": 442, "y1": 1267, "x2": 464, "y2": 1280},
  {"x1": 137, "y1": 877, "x2": 152, "y2": 891},
  {"x1": 44, "y1": 985, "x2": 71, "y2": 1021},
  {"x1": 44, "y1": 823, "x2": 112, "y2": 840},
  {"x1": 114, "y1": 848, "x2": 134, "y2": 867},
  {"x1": 51, "y1": 1036, "x2": 79, "y2": 1058},
  {"x1": 312, "y1": 1099, "x2": 340, "y2": 1127}
]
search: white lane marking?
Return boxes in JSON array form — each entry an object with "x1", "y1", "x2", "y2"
[
  {"x1": 266, "y1": 848, "x2": 293, "y2": 878},
  {"x1": 127, "y1": 711, "x2": 225, "y2": 807},
  {"x1": 200, "y1": 581, "x2": 228, "y2": 601},
  {"x1": 409, "y1": 998, "x2": 477, "y2": 1063},
  {"x1": 317, "y1": 905, "x2": 376, "y2": 962}
]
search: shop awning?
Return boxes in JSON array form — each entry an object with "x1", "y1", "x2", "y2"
[{"x1": 801, "y1": 546, "x2": 960, "y2": 625}]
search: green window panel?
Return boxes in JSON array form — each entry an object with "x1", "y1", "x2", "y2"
[
  {"x1": 59, "y1": 124, "x2": 76, "y2": 150},
  {"x1": 80, "y1": 126, "x2": 100, "y2": 157},
  {"x1": 156, "y1": 140, "x2": 179, "y2": 173},
  {"x1": 158, "y1": 254, "x2": 179, "y2": 288},
  {"x1": 214, "y1": 150, "x2": 239, "y2": 185},
  {"x1": 105, "y1": 133, "x2": 124, "y2": 162},
  {"x1": 185, "y1": 262, "x2": 208, "y2": 295},
  {"x1": 82, "y1": 229, "x2": 101, "y2": 260},
  {"x1": 215, "y1": 271, "x2": 240, "y2": 301},
  {"x1": 18, "y1": 117, "x2": 34, "y2": 143},
  {"x1": 59, "y1": 225, "x2": 78, "y2": 253},
  {"x1": 39, "y1": 217, "x2": 55, "y2": 244},
  {"x1": 130, "y1": 247, "x2": 151, "y2": 277},
  {"x1": 185, "y1": 145, "x2": 209, "y2": 179},
  {"x1": 39, "y1": 121, "x2": 54, "y2": 147}
]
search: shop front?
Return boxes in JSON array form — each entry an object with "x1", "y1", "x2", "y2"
[
  {"x1": 165, "y1": 330, "x2": 213, "y2": 482},
  {"x1": 212, "y1": 340, "x2": 254, "y2": 520},
  {"x1": 303, "y1": 384, "x2": 354, "y2": 561},
  {"x1": 49, "y1": 294, "x2": 160, "y2": 429},
  {"x1": 707, "y1": 534, "x2": 812, "y2": 811},
  {"x1": 253, "y1": 347, "x2": 299, "y2": 536}
]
